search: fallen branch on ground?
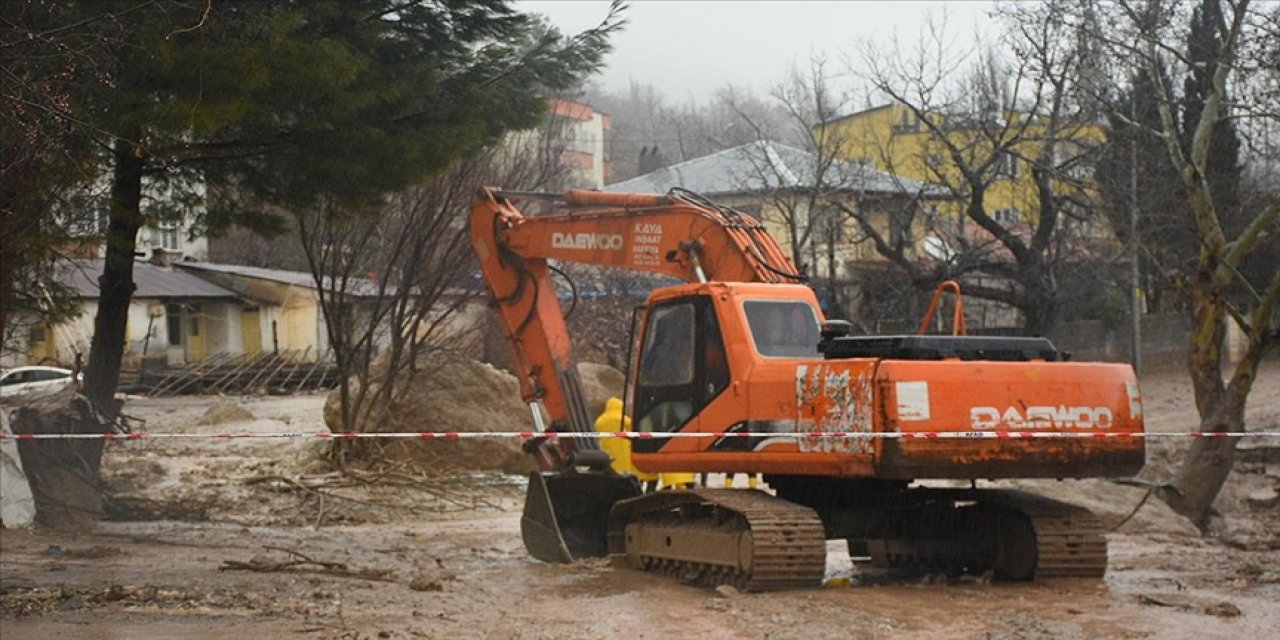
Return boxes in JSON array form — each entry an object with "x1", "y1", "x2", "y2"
[
  {"x1": 219, "y1": 545, "x2": 394, "y2": 582},
  {"x1": 241, "y1": 470, "x2": 506, "y2": 510}
]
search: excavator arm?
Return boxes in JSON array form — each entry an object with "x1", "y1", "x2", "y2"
[{"x1": 470, "y1": 187, "x2": 802, "y2": 468}]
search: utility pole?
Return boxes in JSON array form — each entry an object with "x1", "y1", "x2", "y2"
[{"x1": 1129, "y1": 97, "x2": 1143, "y2": 373}]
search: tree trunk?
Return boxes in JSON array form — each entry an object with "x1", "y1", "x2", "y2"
[
  {"x1": 0, "y1": 216, "x2": 13, "y2": 339},
  {"x1": 825, "y1": 223, "x2": 839, "y2": 316},
  {"x1": 12, "y1": 397, "x2": 107, "y2": 530},
  {"x1": 40, "y1": 136, "x2": 145, "y2": 519},
  {"x1": 1159, "y1": 427, "x2": 1239, "y2": 532},
  {"x1": 1158, "y1": 264, "x2": 1240, "y2": 531},
  {"x1": 84, "y1": 137, "x2": 145, "y2": 413},
  {"x1": 1018, "y1": 267, "x2": 1056, "y2": 337}
]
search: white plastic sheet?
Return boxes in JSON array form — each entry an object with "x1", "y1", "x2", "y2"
[{"x1": 0, "y1": 408, "x2": 37, "y2": 528}]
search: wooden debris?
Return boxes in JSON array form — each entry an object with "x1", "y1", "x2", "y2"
[{"x1": 219, "y1": 546, "x2": 393, "y2": 582}]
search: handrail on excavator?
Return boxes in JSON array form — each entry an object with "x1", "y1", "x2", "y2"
[{"x1": 916, "y1": 280, "x2": 967, "y2": 336}]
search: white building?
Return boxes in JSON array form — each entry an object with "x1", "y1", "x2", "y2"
[
  {"x1": 63, "y1": 176, "x2": 208, "y2": 262},
  {"x1": 11, "y1": 258, "x2": 242, "y2": 369},
  {"x1": 549, "y1": 98, "x2": 611, "y2": 189}
]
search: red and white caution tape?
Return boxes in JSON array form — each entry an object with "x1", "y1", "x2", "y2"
[{"x1": 1, "y1": 430, "x2": 1277, "y2": 441}]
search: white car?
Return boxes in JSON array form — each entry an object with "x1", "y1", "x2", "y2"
[{"x1": 0, "y1": 366, "x2": 81, "y2": 402}]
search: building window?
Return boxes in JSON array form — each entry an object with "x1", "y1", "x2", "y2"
[
  {"x1": 159, "y1": 223, "x2": 181, "y2": 250},
  {"x1": 1063, "y1": 216, "x2": 1093, "y2": 235},
  {"x1": 995, "y1": 151, "x2": 1020, "y2": 179},
  {"x1": 994, "y1": 208, "x2": 1022, "y2": 224},
  {"x1": 892, "y1": 108, "x2": 920, "y2": 134}
]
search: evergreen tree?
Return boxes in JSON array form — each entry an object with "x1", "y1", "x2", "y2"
[
  {"x1": 1181, "y1": 0, "x2": 1243, "y2": 223},
  {"x1": 2, "y1": 1, "x2": 622, "y2": 521},
  {"x1": 1099, "y1": 0, "x2": 1251, "y2": 314},
  {"x1": 1097, "y1": 68, "x2": 1193, "y2": 312},
  {"x1": 6, "y1": 0, "x2": 622, "y2": 413}
]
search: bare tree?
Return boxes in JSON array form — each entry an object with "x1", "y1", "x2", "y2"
[
  {"x1": 584, "y1": 80, "x2": 791, "y2": 182},
  {"x1": 718, "y1": 58, "x2": 871, "y2": 317},
  {"x1": 554, "y1": 265, "x2": 662, "y2": 370},
  {"x1": 849, "y1": 7, "x2": 1114, "y2": 335},
  {"x1": 1072, "y1": 0, "x2": 1280, "y2": 529},
  {"x1": 300, "y1": 108, "x2": 573, "y2": 464}
]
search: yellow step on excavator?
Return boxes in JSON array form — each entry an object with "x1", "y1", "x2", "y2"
[{"x1": 471, "y1": 187, "x2": 1144, "y2": 590}]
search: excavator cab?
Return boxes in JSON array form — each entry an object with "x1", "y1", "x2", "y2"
[{"x1": 630, "y1": 292, "x2": 731, "y2": 451}]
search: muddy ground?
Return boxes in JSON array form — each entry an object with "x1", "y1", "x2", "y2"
[{"x1": 2, "y1": 360, "x2": 1278, "y2": 639}]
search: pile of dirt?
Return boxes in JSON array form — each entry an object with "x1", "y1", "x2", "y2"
[
  {"x1": 323, "y1": 358, "x2": 625, "y2": 474},
  {"x1": 195, "y1": 400, "x2": 256, "y2": 426},
  {"x1": 577, "y1": 361, "x2": 626, "y2": 420}
]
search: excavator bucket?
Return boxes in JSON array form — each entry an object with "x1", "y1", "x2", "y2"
[{"x1": 522, "y1": 471, "x2": 642, "y2": 563}]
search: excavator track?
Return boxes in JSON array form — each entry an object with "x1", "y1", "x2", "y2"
[
  {"x1": 989, "y1": 490, "x2": 1107, "y2": 579},
  {"x1": 865, "y1": 489, "x2": 1107, "y2": 580},
  {"x1": 607, "y1": 489, "x2": 826, "y2": 591}
]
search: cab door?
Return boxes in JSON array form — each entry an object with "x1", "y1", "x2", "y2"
[{"x1": 630, "y1": 295, "x2": 729, "y2": 453}]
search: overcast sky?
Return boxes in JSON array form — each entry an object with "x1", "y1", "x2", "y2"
[{"x1": 522, "y1": 1, "x2": 999, "y2": 103}]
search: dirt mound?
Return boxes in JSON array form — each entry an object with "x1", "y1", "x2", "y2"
[
  {"x1": 323, "y1": 359, "x2": 625, "y2": 474},
  {"x1": 577, "y1": 361, "x2": 625, "y2": 421},
  {"x1": 196, "y1": 400, "x2": 256, "y2": 426}
]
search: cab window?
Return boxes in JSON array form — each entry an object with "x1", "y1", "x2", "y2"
[
  {"x1": 743, "y1": 300, "x2": 820, "y2": 358},
  {"x1": 639, "y1": 303, "x2": 695, "y2": 386}
]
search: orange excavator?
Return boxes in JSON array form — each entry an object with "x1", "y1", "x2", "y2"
[{"x1": 471, "y1": 187, "x2": 1144, "y2": 589}]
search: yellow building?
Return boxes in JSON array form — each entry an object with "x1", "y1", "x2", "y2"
[
  {"x1": 820, "y1": 103, "x2": 1105, "y2": 231},
  {"x1": 175, "y1": 262, "x2": 484, "y2": 362}
]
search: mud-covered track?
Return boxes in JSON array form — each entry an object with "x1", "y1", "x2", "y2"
[
  {"x1": 864, "y1": 489, "x2": 1108, "y2": 580},
  {"x1": 990, "y1": 490, "x2": 1107, "y2": 578},
  {"x1": 608, "y1": 489, "x2": 826, "y2": 591}
]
